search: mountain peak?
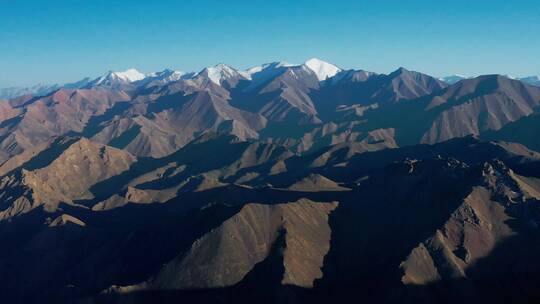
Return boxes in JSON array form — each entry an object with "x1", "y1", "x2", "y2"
[
  {"x1": 303, "y1": 58, "x2": 342, "y2": 81},
  {"x1": 392, "y1": 67, "x2": 410, "y2": 75},
  {"x1": 200, "y1": 63, "x2": 245, "y2": 85},
  {"x1": 110, "y1": 68, "x2": 145, "y2": 82},
  {"x1": 91, "y1": 68, "x2": 146, "y2": 86},
  {"x1": 305, "y1": 58, "x2": 328, "y2": 64}
]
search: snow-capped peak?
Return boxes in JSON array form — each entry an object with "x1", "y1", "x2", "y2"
[
  {"x1": 200, "y1": 63, "x2": 243, "y2": 85},
  {"x1": 93, "y1": 68, "x2": 146, "y2": 85},
  {"x1": 111, "y1": 68, "x2": 146, "y2": 82},
  {"x1": 303, "y1": 58, "x2": 342, "y2": 81}
]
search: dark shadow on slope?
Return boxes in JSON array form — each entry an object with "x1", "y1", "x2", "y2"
[
  {"x1": 319, "y1": 136, "x2": 540, "y2": 183},
  {"x1": 0, "y1": 136, "x2": 79, "y2": 177},
  {"x1": 3, "y1": 137, "x2": 540, "y2": 303},
  {"x1": 0, "y1": 183, "x2": 349, "y2": 303},
  {"x1": 19, "y1": 137, "x2": 79, "y2": 171},
  {"x1": 108, "y1": 125, "x2": 142, "y2": 149},
  {"x1": 77, "y1": 211, "x2": 540, "y2": 304},
  {"x1": 389, "y1": 193, "x2": 540, "y2": 304},
  {"x1": 482, "y1": 112, "x2": 540, "y2": 152},
  {"x1": 348, "y1": 75, "x2": 529, "y2": 147},
  {"x1": 79, "y1": 156, "x2": 524, "y2": 304},
  {"x1": 0, "y1": 113, "x2": 24, "y2": 129},
  {"x1": 0, "y1": 200, "x2": 244, "y2": 304},
  {"x1": 311, "y1": 158, "x2": 479, "y2": 303},
  {"x1": 144, "y1": 91, "x2": 195, "y2": 115},
  {"x1": 82, "y1": 135, "x2": 250, "y2": 204},
  {"x1": 91, "y1": 226, "x2": 311, "y2": 304},
  {"x1": 163, "y1": 185, "x2": 351, "y2": 211},
  {"x1": 80, "y1": 101, "x2": 132, "y2": 138}
]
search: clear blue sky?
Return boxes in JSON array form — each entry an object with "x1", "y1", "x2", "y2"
[{"x1": 1, "y1": 0, "x2": 539, "y2": 87}]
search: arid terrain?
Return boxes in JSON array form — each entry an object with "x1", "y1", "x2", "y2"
[{"x1": 1, "y1": 59, "x2": 540, "y2": 303}]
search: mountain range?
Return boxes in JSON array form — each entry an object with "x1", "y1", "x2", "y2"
[
  {"x1": 2, "y1": 60, "x2": 539, "y2": 100},
  {"x1": 0, "y1": 58, "x2": 539, "y2": 303}
]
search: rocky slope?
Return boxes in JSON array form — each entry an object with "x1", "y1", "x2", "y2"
[
  {"x1": 1, "y1": 61, "x2": 538, "y2": 161},
  {"x1": 0, "y1": 134, "x2": 537, "y2": 303}
]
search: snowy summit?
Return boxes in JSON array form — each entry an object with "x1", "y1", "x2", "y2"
[
  {"x1": 303, "y1": 58, "x2": 342, "y2": 81},
  {"x1": 112, "y1": 68, "x2": 146, "y2": 82},
  {"x1": 92, "y1": 68, "x2": 146, "y2": 86},
  {"x1": 199, "y1": 63, "x2": 246, "y2": 85}
]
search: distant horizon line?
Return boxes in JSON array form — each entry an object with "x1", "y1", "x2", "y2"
[{"x1": 1, "y1": 57, "x2": 538, "y2": 88}]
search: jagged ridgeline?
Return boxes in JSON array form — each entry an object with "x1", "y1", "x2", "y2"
[{"x1": 0, "y1": 59, "x2": 540, "y2": 303}]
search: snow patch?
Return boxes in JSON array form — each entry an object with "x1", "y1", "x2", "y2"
[
  {"x1": 147, "y1": 69, "x2": 184, "y2": 82},
  {"x1": 245, "y1": 61, "x2": 295, "y2": 77}
]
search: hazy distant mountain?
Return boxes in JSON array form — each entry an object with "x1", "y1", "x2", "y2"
[
  {"x1": 1, "y1": 59, "x2": 540, "y2": 303},
  {"x1": 63, "y1": 77, "x2": 93, "y2": 89},
  {"x1": 0, "y1": 83, "x2": 60, "y2": 99},
  {"x1": 440, "y1": 74, "x2": 470, "y2": 84},
  {"x1": 0, "y1": 77, "x2": 92, "y2": 99},
  {"x1": 519, "y1": 75, "x2": 540, "y2": 86}
]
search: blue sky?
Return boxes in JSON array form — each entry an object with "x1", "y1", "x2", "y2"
[{"x1": 1, "y1": 0, "x2": 539, "y2": 87}]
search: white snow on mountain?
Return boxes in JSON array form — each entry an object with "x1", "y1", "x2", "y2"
[
  {"x1": 136, "y1": 69, "x2": 187, "y2": 87},
  {"x1": 245, "y1": 61, "x2": 295, "y2": 77},
  {"x1": 303, "y1": 58, "x2": 342, "y2": 81},
  {"x1": 92, "y1": 68, "x2": 146, "y2": 86},
  {"x1": 114, "y1": 68, "x2": 146, "y2": 82},
  {"x1": 241, "y1": 61, "x2": 297, "y2": 91},
  {"x1": 146, "y1": 69, "x2": 184, "y2": 82},
  {"x1": 198, "y1": 63, "x2": 246, "y2": 85}
]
